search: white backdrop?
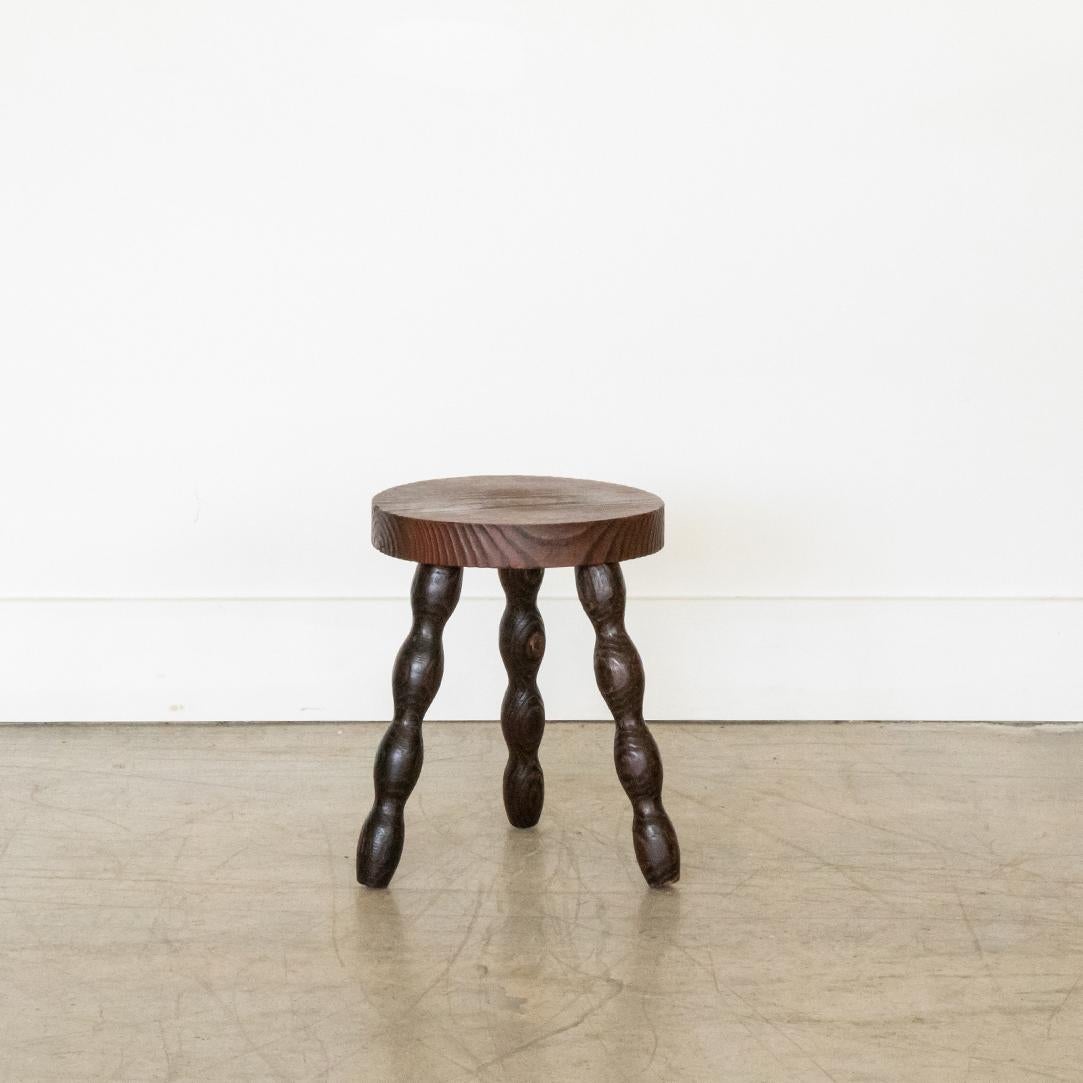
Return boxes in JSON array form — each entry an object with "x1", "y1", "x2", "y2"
[{"x1": 2, "y1": 2, "x2": 1081, "y2": 721}]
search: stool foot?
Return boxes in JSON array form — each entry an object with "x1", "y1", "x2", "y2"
[
  {"x1": 357, "y1": 564, "x2": 461, "y2": 888},
  {"x1": 576, "y1": 562, "x2": 681, "y2": 888},
  {"x1": 498, "y1": 568, "x2": 546, "y2": 828}
]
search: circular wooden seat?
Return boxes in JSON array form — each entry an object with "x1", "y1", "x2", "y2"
[{"x1": 371, "y1": 475, "x2": 664, "y2": 569}]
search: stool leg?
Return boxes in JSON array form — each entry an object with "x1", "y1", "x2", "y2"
[
  {"x1": 575, "y1": 562, "x2": 680, "y2": 887},
  {"x1": 356, "y1": 563, "x2": 462, "y2": 888},
  {"x1": 498, "y1": 568, "x2": 546, "y2": 828}
]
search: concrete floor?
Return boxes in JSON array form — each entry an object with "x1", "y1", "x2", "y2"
[{"x1": 1, "y1": 722, "x2": 1082, "y2": 1082}]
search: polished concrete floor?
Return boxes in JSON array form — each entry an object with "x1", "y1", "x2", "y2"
[{"x1": 1, "y1": 721, "x2": 1082, "y2": 1081}]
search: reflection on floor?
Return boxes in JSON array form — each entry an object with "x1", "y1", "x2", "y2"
[{"x1": 1, "y1": 721, "x2": 1082, "y2": 1081}]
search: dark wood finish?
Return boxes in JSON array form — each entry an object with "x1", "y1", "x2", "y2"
[
  {"x1": 575, "y1": 562, "x2": 680, "y2": 887},
  {"x1": 359, "y1": 476, "x2": 681, "y2": 890},
  {"x1": 372, "y1": 475, "x2": 664, "y2": 569},
  {"x1": 498, "y1": 568, "x2": 546, "y2": 828},
  {"x1": 356, "y1": 563, "x2": 461, "y2": 888}
]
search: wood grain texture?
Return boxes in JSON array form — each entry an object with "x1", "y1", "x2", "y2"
[
  {"x1": 356, "y1": 563, "x2": 461, "y2": 888},
  {"x1": 498, "y1": 568, "x2": 546, "y2": 828},
  {"x1": 576, "y1": 562, "x2": 681, "y2": 887},
  {"x1": 372, "y1": 475, "x2": 663, "y2": 569}
]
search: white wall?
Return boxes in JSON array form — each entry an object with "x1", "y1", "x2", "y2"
[{"x1": 2, "y1": 2, "x2": 1081, "y2": 721}]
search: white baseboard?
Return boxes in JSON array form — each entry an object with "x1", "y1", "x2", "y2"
[{"x1": 1, "y1": 598, "x2": 1080, "y2": 723}]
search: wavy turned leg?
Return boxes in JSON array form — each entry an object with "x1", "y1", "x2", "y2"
[
  {"x1": 498, "y1": 568, "x2": 546, "y2": 828},
  {"x1": 575, "y1": 562, "x2": 680, "y2": 887},
  {"x1": 356, "y1": 563, "x2": 462, "y2": 888}
]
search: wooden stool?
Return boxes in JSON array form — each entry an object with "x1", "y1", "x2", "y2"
[{"x1": 357, "y1": 475, "x2": 681, "y2": 888}]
